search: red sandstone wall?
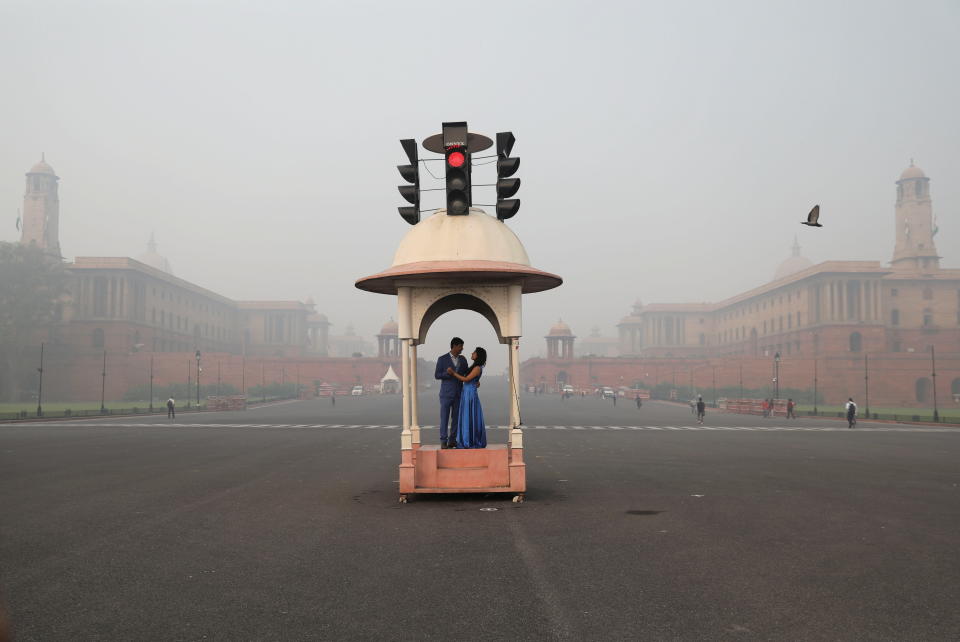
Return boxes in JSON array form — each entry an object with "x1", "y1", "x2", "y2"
[
  {"x1": 523, "y1": 354, "x2": 960, "y2": 408},
  {"x1": 36, "y1": 350, "x2": 406, "y2": 402}
]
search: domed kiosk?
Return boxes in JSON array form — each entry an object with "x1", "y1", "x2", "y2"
[{"x1": 357, "y1": 208, "x2": 561, "y2": 501}]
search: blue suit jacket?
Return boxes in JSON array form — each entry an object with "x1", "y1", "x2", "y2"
[{"x1": 435, "y1": 353, "x2": 469, "y2": 399}]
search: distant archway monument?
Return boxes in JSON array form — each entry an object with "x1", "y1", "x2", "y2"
[{"x1": 357, "y1": 126, "x2": 560, "y2": 501}]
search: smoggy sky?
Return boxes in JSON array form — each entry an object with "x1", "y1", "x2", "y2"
[{"x1": 2, "y1": 0, "x2": 958, "y2": 372}]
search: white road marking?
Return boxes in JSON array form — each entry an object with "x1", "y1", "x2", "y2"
[{"x1": 1, "y1": 422, "x2": 957, "y2": 434}]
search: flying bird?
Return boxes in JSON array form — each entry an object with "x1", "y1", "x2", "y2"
[{"x1": 801, "y1": 205, "x2": 821, "y2": 227}]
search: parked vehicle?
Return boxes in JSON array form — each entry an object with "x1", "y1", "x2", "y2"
[
  {"x1": 351, "y1": 385, "x2": 364, "y2": 396},
  {"x1": 601, "y1": 387, "x2": 616, "y2": 399}
]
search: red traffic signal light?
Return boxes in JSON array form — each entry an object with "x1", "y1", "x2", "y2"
[{"x1": 447, "y1": 151, "x2": 465, "y2": 168}]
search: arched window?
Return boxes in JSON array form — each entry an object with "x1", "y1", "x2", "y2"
[
  {"x1": 915, "y1": 377, "x2": 931, "y2": 403},
  {"x1": 92, "y1": 328, "x2": 105, "y2": 348},
  {"x1": 849, "y1": 332, "x2": 862, "y2": 352},
  {"x1": 891, "y1": 309, "x2": 900, "y2": 326}
]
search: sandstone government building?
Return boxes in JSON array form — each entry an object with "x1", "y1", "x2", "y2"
[
  {"x1": 11, "y1": 157, "x2": 960, "y2": 408},
  {"x1": 525, "y1": 163, "x2": 960, "y2": 408},
  {"x1": 13, "y1": 157, "x2": 401, "y2": 401}
]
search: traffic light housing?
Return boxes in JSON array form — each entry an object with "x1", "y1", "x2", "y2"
[
  {"x1": 443, "y1": 122, "x2": 471, "y2": 215},
  {"x1": 496, "y1": 131, "x2": 520, "y2": 221},
  {"x1": 397, "y1": 138, "x2": 420, "y2": 225}
]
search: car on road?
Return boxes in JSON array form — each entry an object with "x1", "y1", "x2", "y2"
[
  {"x1": 601, "y1": 387, "x2": 616, "y2": 399},
  {"x1": 351, "y1": 385, "x2": 364, "y2": 396}
]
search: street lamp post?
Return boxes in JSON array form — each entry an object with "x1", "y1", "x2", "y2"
[
  {"x1": 773, "y1": 351, "x2": 781, "y2": 401},
  {"x1": 217, "y1": 360, "x2": 222, "y2": 397},
  {"x1": 931, "y1": 346, "x2": 939, "y2": 422},
  {"x1": 813, "y1": 358, "x2": 818, "y2": 415},
  {"x1": 36, "y1": 342, "x2": 44, "y2": 417},
  {"x1": 864, "y1": 354, "x2": 870, "y2": 419},
  {"x1": 261, "y1": 361, "x2": 266, "y2": 403},
  {"x1": 712, "y1": 366, "x2": 717, "y2": 407},
  {"x1": 149, "y1": 356, "x2": 154, "y2": 412},
  {"x1": 195, "y1": 350, "x2": 201, "y2": 407},
  {"x1": 100, "y1": 349, "x2": 107, "y2": 414},
  {"x1": 241, "y1": 357, "x2": 246, "y2": 397}
]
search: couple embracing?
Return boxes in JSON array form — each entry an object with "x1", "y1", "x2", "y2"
[{"x1": 435, "y1": 337, "x2": 487, "y2": 450}]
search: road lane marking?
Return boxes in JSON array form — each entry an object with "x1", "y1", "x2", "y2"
[{"x1": 2, "y1": 422, "x2": 957, "y2": 434}]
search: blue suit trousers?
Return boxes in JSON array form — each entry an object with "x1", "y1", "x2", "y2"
[{"x1": 439, "y1": 394, "x2": 461, "y2": 443}]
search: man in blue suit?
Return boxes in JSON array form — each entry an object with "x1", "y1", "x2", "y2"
[{"x1": 435, "y1": 336, "x2": 469, "y2": 448}]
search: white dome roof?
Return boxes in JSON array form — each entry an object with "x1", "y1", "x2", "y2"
[
  {"x1": 357, "y1": 208, "x2": 561, "y2": 295},
  {"x1": 392, "y1": 209, "x2": 530, "y2": 267}
]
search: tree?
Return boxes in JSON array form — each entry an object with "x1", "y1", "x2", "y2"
[{"x1": 0, "y1": 242, "x2": 67, "y2": 400}]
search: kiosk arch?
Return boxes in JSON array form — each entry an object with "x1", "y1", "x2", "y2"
[{"x1": 417, "y1": 293, "x2": 505, "y2": 346}]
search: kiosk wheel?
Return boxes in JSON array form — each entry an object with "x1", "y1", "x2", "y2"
[
  {"x1": 512, "y1": 494, "x2": 524, "y2": 503},
  {"x1": 399, "y1": 495, "x2": 408, "y2": 504}
]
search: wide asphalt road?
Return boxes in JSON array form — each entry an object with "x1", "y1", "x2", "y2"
[{"x1": 1, "y1": 389, "x2": 958, "y2": 641}]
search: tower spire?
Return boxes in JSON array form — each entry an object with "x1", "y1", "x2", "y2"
[{"x1": 892, "y1": 162, "x2": 938, "y2": 271}]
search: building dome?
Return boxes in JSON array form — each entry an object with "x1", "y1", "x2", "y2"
[
  {"x1": 547, "y1": 319, "x2": 573, "y2": 336},
  {"x1": 392, "y1": 208, "x2": 530, "y2": 266},
  {"x1": 773, "y1": 237, "x2": 812, "y2": 281},
  {"x1": 899, "y1": 163, "x2": 926, "y2": 180},
  {"x1": 380, "y1": 318, "x2": 399, "y2": 335},
  {"x1": 356, "y1": 208, "x2": 562, "y2": 295},
  {"x1": 28, "y1": 156, "x2": 56, "y2": 176},
  {"x1": 136, "y1": 233, "x2": 173, "y2": 274}
]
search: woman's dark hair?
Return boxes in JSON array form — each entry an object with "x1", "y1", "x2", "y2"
[{"x1": 471, "y1": 347, "x2": 487, "y2": 368}]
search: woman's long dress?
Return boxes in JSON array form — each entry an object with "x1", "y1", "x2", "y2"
[{"x1": 455, "y1": 367, "x2": 486, "y2": 449}]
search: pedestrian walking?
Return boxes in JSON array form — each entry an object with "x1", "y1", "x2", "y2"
[
  {"x1": 786, "y1": 398, "x2": 796, "y2": 419},
  {"x1": 635, "y1": 396, "x2": 642, "y2": 409},
  {"x1": 166, "y1": 396, "x2": 176, "y2": 419},
  {"x1": 845, "y1": 397, "x2": 857, "y2": 428},
  {"x1": 696, "y1": 395, "x2": 706, "y2": 424},
  {"x1": 331, "y1": 392, "x2": 335, "y2": 406}
]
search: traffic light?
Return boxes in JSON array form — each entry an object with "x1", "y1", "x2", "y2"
[
  {"x1": 397, "y1": 138, "x2": 420, "y2": 225},
  {"x1": 443, "y1": 122, "x2": 471, "y2": 215},
  {"x1": 496, "y1": 131, "x2": 520, "y2": 221}
]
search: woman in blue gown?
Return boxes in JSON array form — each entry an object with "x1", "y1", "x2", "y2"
[{"x1": 447, "y1": 347, "x2": 486, "y2": 449}]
